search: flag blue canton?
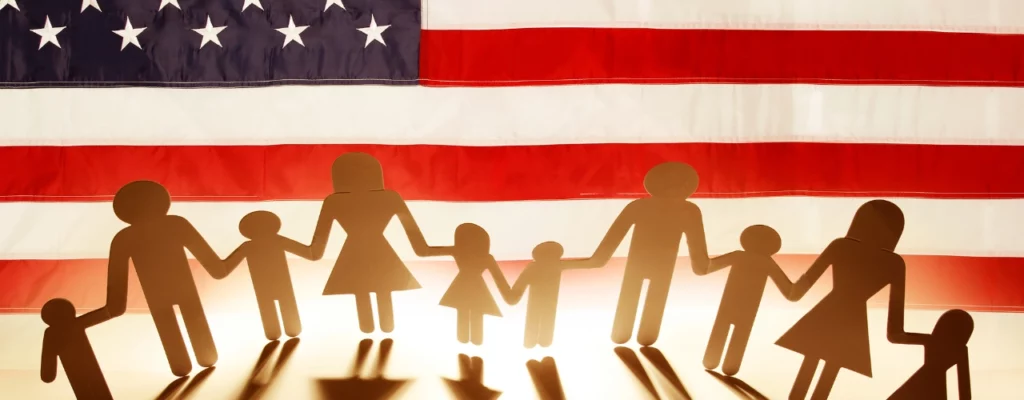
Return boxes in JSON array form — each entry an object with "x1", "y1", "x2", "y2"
[{"x1": 0, "y1": 0, "x2": 420, "y2": 87}]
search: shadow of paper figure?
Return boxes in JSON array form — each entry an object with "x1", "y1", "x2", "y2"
[
  {"x1": 223, "y1": 211, "x2": 315, "y2": 340},
  {"x1": 526, "y1": 357, "x2": 565, "y2": 400},
  {"x1": 614, "y1": 347, "x2": 660, "y2": 399},
  {"x1": 779, "y1": 200, "x2": 919, "y2": 400},
  {"x1": 156, "y1": 367, "x2": 215, "y2": 400},
  {"x1": 444, "y1": 354, "x2": 502, "y2": 400},
  {"x1": 422, "y1": 223, "x2": 513, "y2": 345},
  {"x1": 309, "y1": 153, "x2": 430, "y2": 334},
  {"x1": 40, "y1": 298, "x2": 112, "y2": 400},
  {"x1": 888, "y1": 309, "x2": 973, "y2": 400},
  {"x1": 699, "y1": 225, "x2": 795, "y2": 376},
  {"x1": 236, "y1": 338, "x2": 300, "y2": 400},
  {"x1": 640, "y1": 347, "x2": 691, "y2": 400},
  {"x1": 317, "y1": 338, "x2": 409, "y2": 400},
  {"x1": 79, "y1": 180, "x2": 227, "y2": 376},
  {"x1": 507, "y1": 241, "x2": 598, "y2": 348},
  {"x1": 707, "y1": 370, "x2": 769, "y2": 400},
  {"x1": 589, "y1": 162, "x2": 710, "y2": 346}
]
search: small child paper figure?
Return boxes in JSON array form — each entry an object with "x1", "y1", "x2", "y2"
[
  {"x1": 888, "y1": 309, "x2": 973, "y2": 400},
  {"x1": 423, "y1": 223, "x2": 513, "y2": 345},
  {"x1": 223, "y1": 210, "x2": 315, "y2": 340},
  {"x1": 507, "y1": 241, "x2": 596, "y2": 348},
  {"x1": 40, "y1": 298, "x2": 113, "y2": 400},
  {"x1": 699, "y1": 225, "x2": 795, "y2": 376}
]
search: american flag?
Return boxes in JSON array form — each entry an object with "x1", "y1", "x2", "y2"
[{"x1": 1, "y1": 0, "x2": 1023, "y2": 313}]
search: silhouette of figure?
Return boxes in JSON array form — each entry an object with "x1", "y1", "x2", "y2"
[
  {"x1": 444, "y1": 354, "x2": 501, "y2": 400},
  {"x1": 779, "y1": 200, "x2": 917, "y2": 400},
  {"x1": 223, "y1": 211, "x2": 315, "y2": 340},
  {"x1": 507, "y1": 241, "x2": 596, "y2": 348},
  {"x1": 40, "y1": 298, "x2": 112, "y2": 400},
  {"x1": 699, "y1": 225, "x2": 794, "y2": 376},
  {"x1": 888, "y1": 309, "x2": 973, "y2": 400},
  {"x1": 317, "y1": 338, "x2": 409, "y2": 400},
  {"x1": 589, "y1": 162, "x2": 709, "y2": 345},
  {"x1": 309, "y1": 153, "x2": 430, "y2": 334},
  {"x1": 526, "y1": 357, "x2": 565, "y2": 400},
  {"x1": 80, "y1": 180, "x2": 226, "y2": 376},
  {"x1": 423, "y1": 223, "x2": 513, "y2": 345}
]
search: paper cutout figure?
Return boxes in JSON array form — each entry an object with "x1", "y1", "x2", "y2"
[
  {"x1": 317, "y1": 338, "x2": 409, "y2": 400},
  {"x1": 237, "y1": 338, "x2": 299, "y2": 400},
  {"x1": 422, "y1": 223, "x2": 512, "y2": 345},
  {"x1": 444, "y1": 354, "x2": 501, "y2": 400},
  {"x1": 589, "y1": 162, "x2": 709, "y2": 345},
  {"x1": 40, "y1": 298, "x2": 112, "y2": 400},
  {"x1": 79, "y1": 180, "x2": 226, "y2": 376},
  {"x1": 506, "y1": 241, "x2": 596, "y2": 348},
  {"x1": 778, "y1": 200, "x2": 916, "y2": 400},
  {"x1": 309, "y1": 153, "x2": 430, "y2": 334},
  {"x1": 707, "y1": 370, "x2": 769, "y2": 400},
  {"x1": 888, "y1": 309, "x2": 973, "y2": 400},
  {"x1": 223, "y1": 211, "x2": 315, "y2": 340},
  {"x1": 699, "y1": 224, "x2": 794, "y2": 376},
  {"x1": 526, "y1": 357, "x2": 565, "y2": 400}
]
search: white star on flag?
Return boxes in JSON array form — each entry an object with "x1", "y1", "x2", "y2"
[
  {"x1": 357, "y1": 15, "x2": 390, "y2": 48},
  {"x1": 80, "y1": 0, "x2": 101, "y2": 12},
  {"x1": 241, "y1": 0, "x2": 262, "y2": 11},
  {"x1": 324, "y1": 0, "x2": 344, "y2": 11},
  {"x1": 275, "y1": 15, "x2": 308, "y2": 48},
  {"x1": 31, "y1": 17, "x2": 65, "y2": 50},
  {"x1": 192, "y1": 17, "x2": 226, "y2": 49},
  {"x1": 0, "y1": 0, "x2": 19, "y2": 12},
  {"x1": 113, "y1": 17, "x2": 146, "y2": 51},
  {"x1": 158, "y1": 0, "x2": 180, "y2": 11}
]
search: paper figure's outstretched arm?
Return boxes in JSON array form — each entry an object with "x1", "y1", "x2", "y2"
[
  {"x1": 309, "y1": 199, "x2": 335, "y2": 261},
  {"x1": 765, "y1": 258, "x2": 796, "y2": 298},
  {"x1": 885, "y1": 258, "x2": 916, "y2": 345},
  {"x1": 701, "y1": 251, "x2": 742, "y2": 276},
  {"x1": 40, "y1": 329, "x2": 57, "y2": 383},
  {"x1": 280, "y1": 236, "x2": 315, "y2": 261},
  {"x1": 486, "y1": 256, "x2": 514, "y2": 303},
  {"x1": 789, "y1": 240, "x2": 839, "y2": 301},
  {"x1": 683, "y1": 204, "x2": 710, "y2": 275},
  {"x1": 180, "y1": 217, "x2": 228, "y2": 279},
  {"x1": 421, "y1": 245, "x2": 455, "y2": 257},
  {"x1": 590, "y1": 204, "x2": 636, "y2": 266},
  {"x1": 393, "y1": 194, "x2": 430, "y2": 257},
  {"x1": 78, "y1": 233, "x2": 132, "y2": 325},
  {"x1": 507, "y1": 265, "x2": 532, "y2": 304},
  {"x1": 559, "y1": 258, "x2": 601, "y2": 270},
  {"x1": 221, "y1": 243, "x2": 248, "y2": 277},
  {"x1": 958, "y1": 350, "x2": 972, "y2": 400}
]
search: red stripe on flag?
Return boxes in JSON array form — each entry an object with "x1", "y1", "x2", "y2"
[
  {"x1": 0, "y1": 255, "x2": 1020, "y2": 313},
  {"x1": 420, "y1": 28, "x2": 1024, "y2": 87},
  {"x1": 2, "y1": 143, "x2": 1023, "y2": 201}
]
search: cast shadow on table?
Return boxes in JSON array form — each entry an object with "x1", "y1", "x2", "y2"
[
  {"x1": 707, "y1": 370, "x2": 769, "y2": 400},
  {"x1": 526, "y1": 357, "x2": 564, "y2": 400},
  {"x1": 317, "y1": 338, "x2": 409, "y2": 400},
  {"x1": 444, "y1": 354, "x2": 501, "y2": 400},
  {"x1": 154, "y1": 367, "x2": 215, "y2": 400},
  {"x1": 614, "y1": 346, "x2": 691, "y2": 400},
  {"x1": 236, "y1": 338, "x2": 300, "y2": 400}
]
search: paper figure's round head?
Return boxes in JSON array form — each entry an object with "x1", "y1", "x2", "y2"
[
  {"x1": 532, "y1": 241, "x2": 564, "y2": 262},
  {"x1": 331, "y1": 152, "x2": 384, "y2": 193},
  {"x1": 931, "y1": 309, "x2": 974, "y2": 346},
  {"x1": 846, "y1": 200, "x2": 905, "y2": 251},
  {"x1": 740, "y1": 225, "x2": 782, "y2": 255},
  {"x1": 41, "y1": 298, "x2": 76, "y2": 326},
  {"x1": 113, "y1": 180, "x2": 171, "y2": 224},
  {"x1": 643, "y1": 162, "x2": 699, "y2": 198},
  {"x1": 239, "y1": 210, "x2": 281, "y2": 239},
  {"x1": 454, "y1": 223, "x2": 490, "y2": 254}
]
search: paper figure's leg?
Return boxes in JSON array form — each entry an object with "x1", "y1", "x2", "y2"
[
  {"x1": 457, "y1": 310, "x2": 470, "y2": 344},
  {"x1": 809, "y1": 363, "x2": 839, "y2": 400},
  {"x1": 180, "y1": 300, "x2": 218, "y2": 368},
  {"x1": 470, "y1": 312, "x2": 485, "y2": 345},
  {"x1": 702, "y1": 318, "x2": 730, "y2": 370},
  {"x1": 537, "y1": 307, "x2": 557, "y2": 347},
  {"x1": 376, "y1": 292, "x2": 395, "y2": 333},
  {"x1": 278, "y1": 294, "x2": 303, "y2": 337},
  {"x1": 636, "y1": 276, "x2": 671, "y2": 346},
  {"x1": 789, "y1": 357, "x2": 819, "y2": 400},
  {"x1": 722, "y1": 323, "x2": 752, "y2": 376},
  {"x1": 257, "y1": 297, "x2": 282, "y2": 340},
  {"x1": 611, "y1": 271, "x2": 645, "y2": 344},
  {"x1": 354, "y1": 293, "x2": 375, "y2": 333},
  {"x1": 150, "y1": 306, "x2": 193, "y2": 376}
]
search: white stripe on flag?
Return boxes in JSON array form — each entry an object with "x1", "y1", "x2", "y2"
[
  {"x1": 3, "y1": 85, "x2": 1023, "y2": 146},
  {"x1": 1, "y1": 197, "x2": 1019, "y2": 261}
]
